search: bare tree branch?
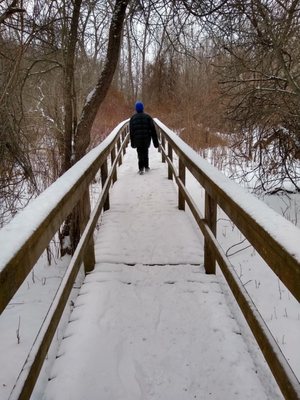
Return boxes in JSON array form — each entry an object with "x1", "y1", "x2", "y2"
[{"x1": 0, "y1": 0, "x2": 25, "y2": 25}]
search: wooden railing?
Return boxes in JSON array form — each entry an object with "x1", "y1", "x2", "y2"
[
  {"x1": 155, "y1": 118, "x2": 300, "y2": 400},
  {"x1": 0, "y1": 120, "x2": 129, "y2": 400},
  {"x1": 1, "y1": 118, "x2": 300, "y2": 399}
]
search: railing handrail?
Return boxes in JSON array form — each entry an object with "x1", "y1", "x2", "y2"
[
  {"x1": 155, "y1": 118, "x2": 300, "y2": 400},
  {"x1": 0, "y1": 119, "x2": 129, "y2": 314},
  {"x1": 155, "y1": 118, "x2": 300, "y2": 301}
]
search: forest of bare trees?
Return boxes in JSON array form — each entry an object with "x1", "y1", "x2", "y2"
[{"x1": 1, "y1": 0, "x2": 299, "y2": 232}]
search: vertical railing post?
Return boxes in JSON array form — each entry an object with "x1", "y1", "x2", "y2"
[
  {"x1": 101, "y1": 159, "x2": 110, "y2": 211},
  {"x1": 127, "y1": 126, "x2": 130, "y2": 143},
  {"x1": 117, "y1": 136, "x2": 122, "y2": 166},
  {"x1": 178, "y1": 158, "x2": 185, "y2": 210},
  {"x1": 156, "y1": 126, "x2": 161, "y2": 144},
  {"x1": 81, "y1": 190, "x2": 96, "y2": 273},
  {"x1": 161, "y1": 134, "x2": 166, "y2": 163},
  {"x1": 168, "y1": 142, "x2": 173, "y2": 180},
  {"x1": 111, "y1": 145, "x2": 117, "y2": 183},
  {"x1": 122, "y1": 129, "x2": 127, "y2": 156},
  {"x1": 204, "y1": 191, "x2": 217, "y2": 274}
]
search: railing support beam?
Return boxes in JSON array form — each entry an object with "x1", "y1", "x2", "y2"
[
  {"x1": 161, "y1": 134, "x2": 166, "y2": 163},
  {"x1": 117, "y1": 137, "x2": 122, "y2": 166},
  {"x1": 80, "y1": 190, "x2": 95, "y2": 274},
  {"x1": 101, "y1": 159, "x2": 110, "y2": 211},
  {"x1": 111, "y1": 146, "x2": 117, "y2": 183},
  {"x1": 204, "y1": 192, "x2": 217, "y2": 274},
  {"x1": 168, "y1": 142, "x2": 173, "y2": 180},
  {"x1": 122, "y1": 129, "x2": 127, "y2": 156},
  {"x1": 178, "y1": 158, "x2": 185, "y2": 210}
]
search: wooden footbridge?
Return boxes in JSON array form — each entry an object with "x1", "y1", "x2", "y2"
[{"x1": 0, "y1": 120, "x2": 300, "y2": 399}]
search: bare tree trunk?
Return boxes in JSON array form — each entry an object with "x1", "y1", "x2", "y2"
[
  {"x1": 141, "y1": 8, "x2": 150, "y2": 100},
  {"x1": 126, "y1": 18, "x2": 135, "y2": 102},
  {"x1": 74, "y1": 0, "x2": 129, "y2": 161},
  {"x1": 62, "y1": 0, "x2": 82, "y2": 174}
]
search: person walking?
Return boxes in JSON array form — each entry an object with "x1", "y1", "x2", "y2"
[{"x1": 129, "y1": 101, "x2": 159, "y2": 175}]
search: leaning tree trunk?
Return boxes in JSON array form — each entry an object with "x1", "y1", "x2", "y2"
[
  {"x1": 70, "y1": 0, "x2": 129, "y2": 269},
  {"x1": 74, "y1": 0, "x2": 129, "y2": 161}
]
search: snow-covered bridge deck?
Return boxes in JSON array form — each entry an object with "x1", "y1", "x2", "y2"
[{"x1": 43, "y1": 147, "x2": 279, "y2": 400}]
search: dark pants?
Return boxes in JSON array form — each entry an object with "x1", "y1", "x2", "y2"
[{"x1": 137, "y1": 146, "x2": 149, "y2": 171}]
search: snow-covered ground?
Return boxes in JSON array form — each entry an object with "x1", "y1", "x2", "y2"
[{"x1": 0, "y1": 141, "x2": 299, "y2": 400}]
